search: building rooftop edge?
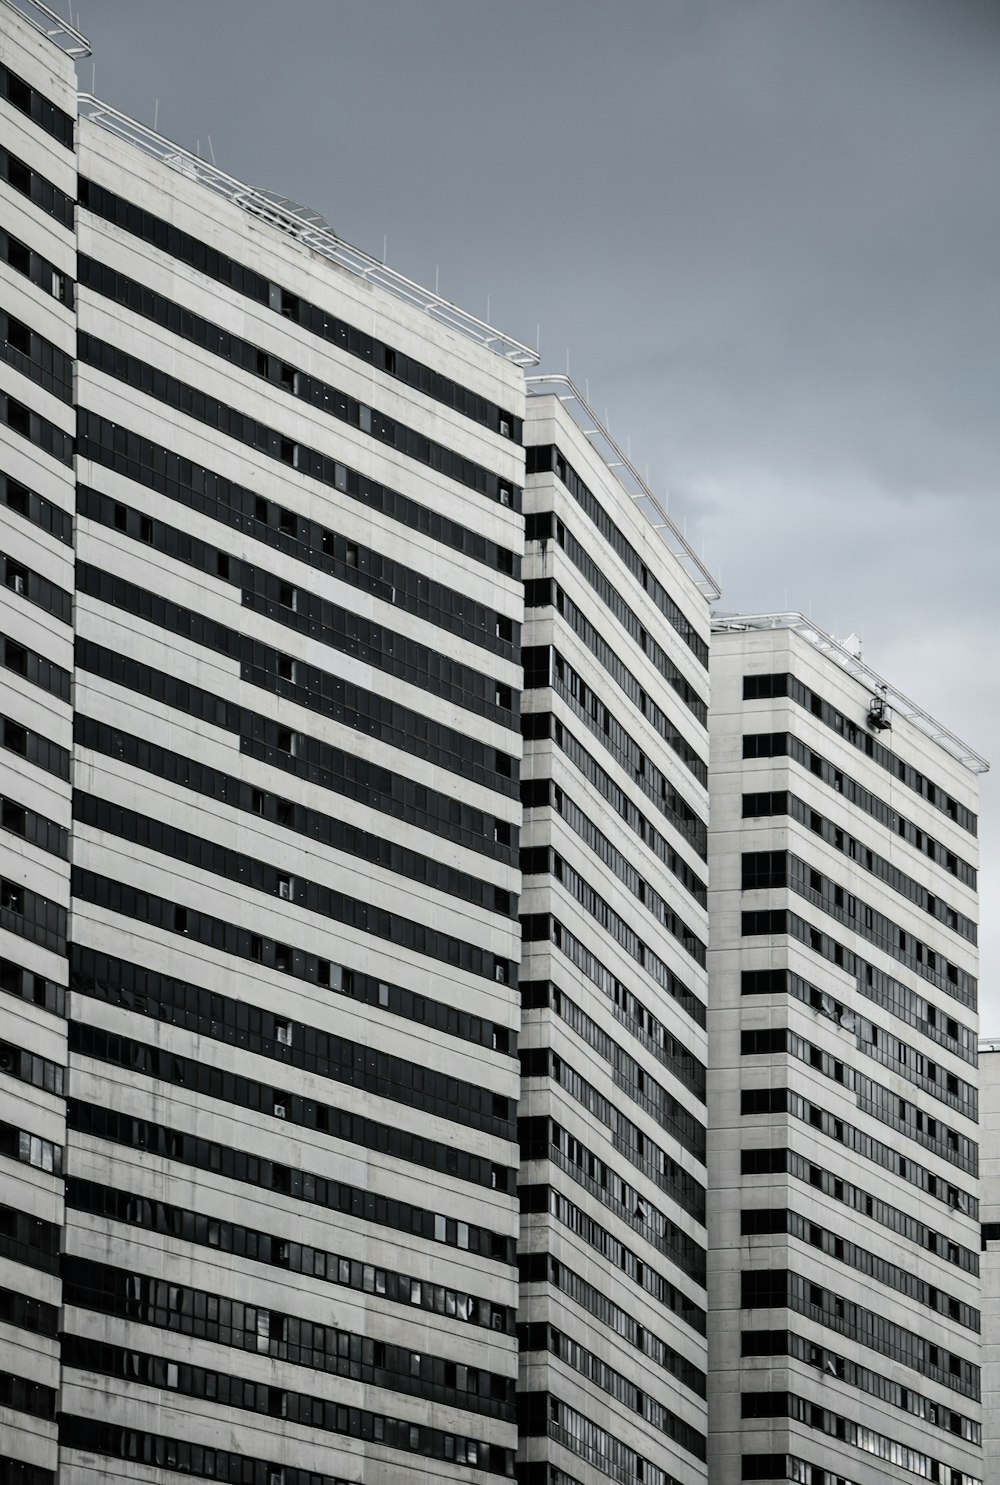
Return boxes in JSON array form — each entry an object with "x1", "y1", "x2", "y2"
[
  {"x1": 76, "y1": 94, "x2": 539, "y2": 369},
  {"x1": 4, "y1": 0, "x2": 89, "y2": 56},
  {"x1": 712, "y1": 611, "x2": 989, "y2": 776},
  {"x1": 526, "y1": 373, "x2": 721, "y2": 602}
]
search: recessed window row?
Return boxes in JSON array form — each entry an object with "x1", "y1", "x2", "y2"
[
  {"x1": 0, "y1": 1118, "x2": 62, "y2": 1177},
  {"x1": 0, "y1": 1201, "x2": 59, "y2": 1275},
  {"x1": 80, "y1": 256, "x2": 520, "y2": 508},
  {"x1": 72, "y1": 792, "x2": 517, "y2": 987},
  {"x1": 520, "y1": 979, "x2": 705, "y2": 1152},
  {"x1": 0, "y1": 1368, "x2": 54, "y2": 1422},
  {"x1": 743, "y1": 673, "x2": 977, "y2": 836},
  {"x1": 743, "y1": 903, "x2": 976, "y2": 1027},
  {"x1": 741, "y1": 1391, "x2": 981, "y2": 1485},
  {"x1": 67, "y1": 1176, "x2": 514, "y2": 1334},
  {"x1": 69, "y1": 1017, "x2": 514, "y2": 1194},
  {"x1": 62, "y1": 1260, "x2": 514, "y2": 1420},
  {"x1": 68, "y1": 1098, "x2": 514, "y2": 1264},
  {"x1": 0, "y1": 1456, "x2": 53, "y2": 1485},
  {"x1": 522, "y1": 777, "x2": 706, "y2": 966},
  {"x1": 741, "y1": 1268, "x2": 979, "y2": 1399},
  {"x1": 526, "y1": 580, "x2": 708, "y2": 770},
  {"x1": 742, "y1": 1329, "x2": 981, "y2": 1446},
  {"x1": 1, "y1": 308, "x2": 72, "y2": 404},
  {"x1": 78, "y1": 482, "x2": 517, "y2": 668},
  {"x1": 747, "y1": 731, "x2": 977, "y2": 883},
  {"x1": 70, "y1": 954, "x2": 514, "y2": 1141},
  {"x1": 61, "y1": 1406, "x2": 508, "y2": 1483},
  {"x1": 518, "y1": 1249, "x2": 705, "y2": 1398},
  {"x1": 0, "y1": 388, "x2": 72, "y2": 465},
  {"x1": 0, "y1": 1032, "x2": 63, "y2": 1096},
  {"x1": 79, "y1": 177, "x2": 521, "y2": 442},
  {"x1": 76, "y1": 557, "x2": 518, "y2": 735},
  {"x1": 519, "y1": 1050, "x2": 704, "y2": 1220},
  {"x1": 740, "y1": 1207, "x2": 979, "y2": 1331},
  {"x1": 741, "y1": 1456, "x2": 861, "y2": 1485},
  {"x1": 528, "y1": 505, "x2": 708, "y2": 722},
  {"x1": 78, "y1": 332, "x2": 518, "y2": 546},
  {"x1": 0, "y1": 61, "x2": 74, "y2": 148},
  {"x1": 74, "y1": 646, "x2": 519, "y2": 849},
  {"x1": 0, "y1": 225, "x2": 73, "y2": 308},
  {"x1": 0, "y1": 1282, "x2": 58, "y2": 1340},
  {"x1": 518, "y1": 1323, "x2": 705, "y2": 1462},
  {"x1": 743, "y1": 849, "x2": 977, "y2": 1002},
  {"x1": 4, "y1": 706, "x2": 72, "y2": 788},
  {"x1": 0, "y1": 791, "x2": 68, "y2": 859},
  {"x1": 741, "y1": 969, "x2": 978, "y2": 1119},
  {"x1": 519, "y1": 1182, "x2": 705, "y2": 1335},
  {"x1": 76, "y1": 571, "x2": 520, "y2": 797},
  {"x1": 0, "y1": 145, "x2": 73, "y2": 229},
  {"x1": 521, "y1": 915, "x2": 706, "y2": 1089},
  {"x1": 74, "y1": 716, "x2": 515, "y2": 919},
  {"x1": 744, "y1": 786, "x2": 976, "y2": 939},
  {"x1": 1, "y1": 471, "x2": 72, "y2": 546},
  {"x1": 0, "y1": 550, "x2": 71, "y2": 625},
  {"x1": 77, "y1": 408, "x2": 520, "y2": 583},
  {"x1": 741, "y1": 1030, "x2": 977, "y2": 1175},
  {"x1": 741, "y1": 1147, "x2": 978, "y2": 1275},
  {"x1": 522, "y1": 703, "x2": 707, "y2": 865},
  {"x1": 740, "y1": 1084, "x2": 977, "y2": 1211},
  {"x1": 519, "y1": 1118, "x2": 705, "y2": 1286},
  {"x1": 525, "y1": 530, "x2": 707, "y2": 727},
  {"x1": 72, "y1": 870, "x2": 517, "y2": 1050},
  {"x1": 525, "y1": 444, "x2": 707, "y2": 666},
  {"x1": 0, "y1": 954, "x2": 64, "y2": 1017},
  {"x1": 743, "y1": 959, "x2": 975, "y2": 1069},
  {"x1": 0, "y1": 874, "x2": 66, "y2": 956},
  {"x1": 522, "y1": 847, "x2": 705, "y2": 1028},
  {"x1": 518, "y1": 1392, "x2": 685, "y2": 1485}
]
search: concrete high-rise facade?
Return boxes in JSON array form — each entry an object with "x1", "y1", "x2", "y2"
[
  {"x1": 707, "y1": 616, "x2": 985, "y2": 1485},
  {"x1": 978, "y1": 1043, "x2": 1000, "y2": 1477}
]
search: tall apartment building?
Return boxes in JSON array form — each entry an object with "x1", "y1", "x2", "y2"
[
  {"x1": 977, "y1": 1042, "x2": 1000, "y2": 1475},
  {"x1": 707, "y1": 615, "x2": 986, "y2": 1485},
  {"x1": 516, "y1": 378, "x2": 716, "y2": 1485},
  {"x1": 1, "y1": 1, "x2": 533, "y2": 1479}
]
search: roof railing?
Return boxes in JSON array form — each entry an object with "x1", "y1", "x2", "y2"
[
  {"x1": 712, "y1": 611, "x2": 989, "y2": 775},
  {"x1": 76, "y1": 95, "x2": 538, "y2": 367},
  {"x1": 526, "y1": 372, "x2": 720, "y2": 601},
  {"x1": 3, "y1": 0, "x2": 90, "y2": 57}
]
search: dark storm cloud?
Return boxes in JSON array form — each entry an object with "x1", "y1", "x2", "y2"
[{"x1": 75, "y1": 0, "x2": 1000, "y2": 1019}]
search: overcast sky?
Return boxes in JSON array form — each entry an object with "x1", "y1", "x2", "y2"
[{"x1": 71, "y1": 0, "x2": 1000, "y2": 1025}]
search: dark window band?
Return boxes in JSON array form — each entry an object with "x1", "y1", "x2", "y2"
[
  {"x1": 79, "y1": 256, "x2": 519, "y2": 507},
  {"x1": 0, "y1": 226, "x2": 73, "y2": 308},
  {"x1": 743, "y1": 786, "x2": 976, "y2": 940},
  {"x1": 66, "y1": 1097, "x2": 515, "y2": 1264},
  {"x1": 743, "y1": 672, "x2": 977, "y2": 836},
  {"x1": 526, "y1": 444, "x2": 707, "y2": 667},
  {"x1": 72, "y1": 793, "x2": 515, "y2": 986},
  {"x1": 67, "y1": 1176, "x2": 514, "y2": 1333},
  {"x1": 520, "y1": 979, "x2": 706, "y2": 1151},
  {"x1": 0, "y1": 1117, "x2": 62, "y2": 1176},
  {"x1": 521, "y1": 846, "x2": 704, "y2": 1027},
  {"x1": 0, "y1": 145, "x2": 73, "y2": 228},
  {"x1": 0, "y1": 874, "x2": 66, "y2": 955},
  {"x1": 0, "y1": 1201, "x2": 59, "y2": 1274},
  {"x1": 70, "y1": 957, "x2": 514, "y2": 1142},
  {"x1": 0, "y1": 955, "x2": 64, "y2": 1018},
  {"x1": 0, "y1": 792, "x2": 68, "y2": 858},
  {"x1": 61, "y1": 1265, "x2": 513, "y2": 1420},
  {"x1": 520, "y1": 914, "x2": 707, "y2": 1086},
  {"x1": 740, "y1": 1268, "x2": 979, "y2": 1399},
  {"x1": 518, "y1": 1249, "x2": 705, "y2": 1398},
  {"x1": 1, "y1": 308, "x2": 73, "y2": 402},
  {"x1": 77, "y1": 406, "x2": 519, "y2": 579},
  {"x1": 80, "y1": 176, "x2": 521, "y2": 442},
  {"x1": 2, "y1": 707, "x2": 71, "y2": 780},
  {"x1": 0, "y1": 389, "x2": 73, "y2": 465},
  {"x1": 523, "y1": 776, "x2": 706, "y2": 965},
  {"x1": 518, "y1": 1184, "x2": 704, "y2": 1336},
  {"x1": 0, "y1": 1369, "x2": 54, "y2": 1422},
  {"x1": 520, "y1": 1049, "x2": 703, "y2": 1218},
  {"x1": 74, "y1": 643, "x2": 519, "y2": 846},
  {"x1": 0, "y1": 552, "x2": 71, "y2": 624},
  {"x1": 0, "y1": 61, "x2": 74, "y2": 147},
  {"x1": 74, "y1": 716, "x2": 514, "y2": 918},
  {"x1": 518, "y1": 1391, "x2": 685, "y2": 1485},
  {"x1": 76, "y1": 478, "x2": 518, "y2": 662},
  {"x1": 75, "y1": 567, "x2": 519, "y2": 796},
  {"x1": 0, "y1": 1282, "x2": 58, "y2": 1339},
  {"x1": 1, "y1": 471, "x2": 72, "y2": 546}
]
